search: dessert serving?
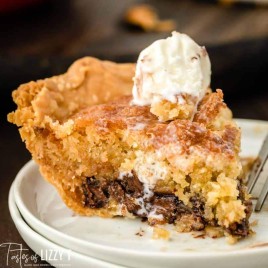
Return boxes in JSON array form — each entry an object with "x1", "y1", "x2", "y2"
[{"x1": 8, "y1": 32, "x2": 252, "y2": 241}]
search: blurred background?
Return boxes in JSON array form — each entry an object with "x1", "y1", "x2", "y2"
[
  {"x1": 1, "y1": 0, "x2": 268, "y2": 119},
  {"x1": 0, "y1": 0, "x2": 268, "y2": 267}
]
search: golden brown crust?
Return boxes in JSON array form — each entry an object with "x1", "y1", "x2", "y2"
[{"x1": 8, "y1": 57, "x2": 135, "y2": 126}]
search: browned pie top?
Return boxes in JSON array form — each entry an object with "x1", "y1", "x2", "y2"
[{"x1": 72, "y1": 90, "x2": 240, "y2": 158}]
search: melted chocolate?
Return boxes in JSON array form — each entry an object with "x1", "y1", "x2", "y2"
[{"x1": 82, "y1": 173, "x2": 252, "y2": 236}]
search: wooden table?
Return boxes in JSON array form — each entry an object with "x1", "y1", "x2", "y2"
[{"x1": 0, "y1": 0, "x2": 268, "y2": 267}]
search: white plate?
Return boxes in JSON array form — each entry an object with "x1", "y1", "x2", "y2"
[
  {"x1": 8, "y1": 183, "x2": 124, "y2": 268},
  {"x1": 13, "y1": 119, "x2": 268, "y2": 268}
]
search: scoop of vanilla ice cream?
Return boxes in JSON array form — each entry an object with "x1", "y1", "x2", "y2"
[{"x1": 132, "y1": 32, "x2": 211, "y2": 106}]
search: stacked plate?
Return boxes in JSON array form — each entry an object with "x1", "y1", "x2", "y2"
[{"x1": 9, "y1": 119, "x2": 268, "y2": 268}]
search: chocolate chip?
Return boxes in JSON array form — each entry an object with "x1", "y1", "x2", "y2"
[
  {"x1": 108, "y1": 181, "x2": 125, "y2": 203},
  {"x1": 84, "y1": 177, "x2": 109, "y2": 208},
  {"x1": 226, "y1": 219, "x2": 250, "y2": 237},
  {"x1": 151, "y1": 194, "x2": 187, "y2": 224},
  {"x1": 118, "y1": 172, "x2": 143, "y2": 198}
]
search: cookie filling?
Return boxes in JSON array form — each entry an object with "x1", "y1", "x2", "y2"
[{"x1": 82, "y1": 172, "x2": 251, "y2": 236}]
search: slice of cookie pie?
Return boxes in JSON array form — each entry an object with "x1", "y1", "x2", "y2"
[{"x1": 8, "y1": 33, "x2": 252, "y2": 241}]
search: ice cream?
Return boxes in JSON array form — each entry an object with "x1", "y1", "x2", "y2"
[{"x1": 132, "y1": 32, "x2": 211, "y2": 107}]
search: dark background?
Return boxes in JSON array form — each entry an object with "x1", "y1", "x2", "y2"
[{"x1": 0, "y1": 0, "x2": 268, "y2": 267}]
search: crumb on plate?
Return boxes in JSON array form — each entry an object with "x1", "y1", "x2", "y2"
[{"x1": 152, "y1": 227, "x2": 170, "y2": 240}]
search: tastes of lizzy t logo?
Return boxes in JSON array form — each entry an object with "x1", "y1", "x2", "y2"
[{"x1": 0, "y1": 242, "x2": 71, "y2": 267}]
